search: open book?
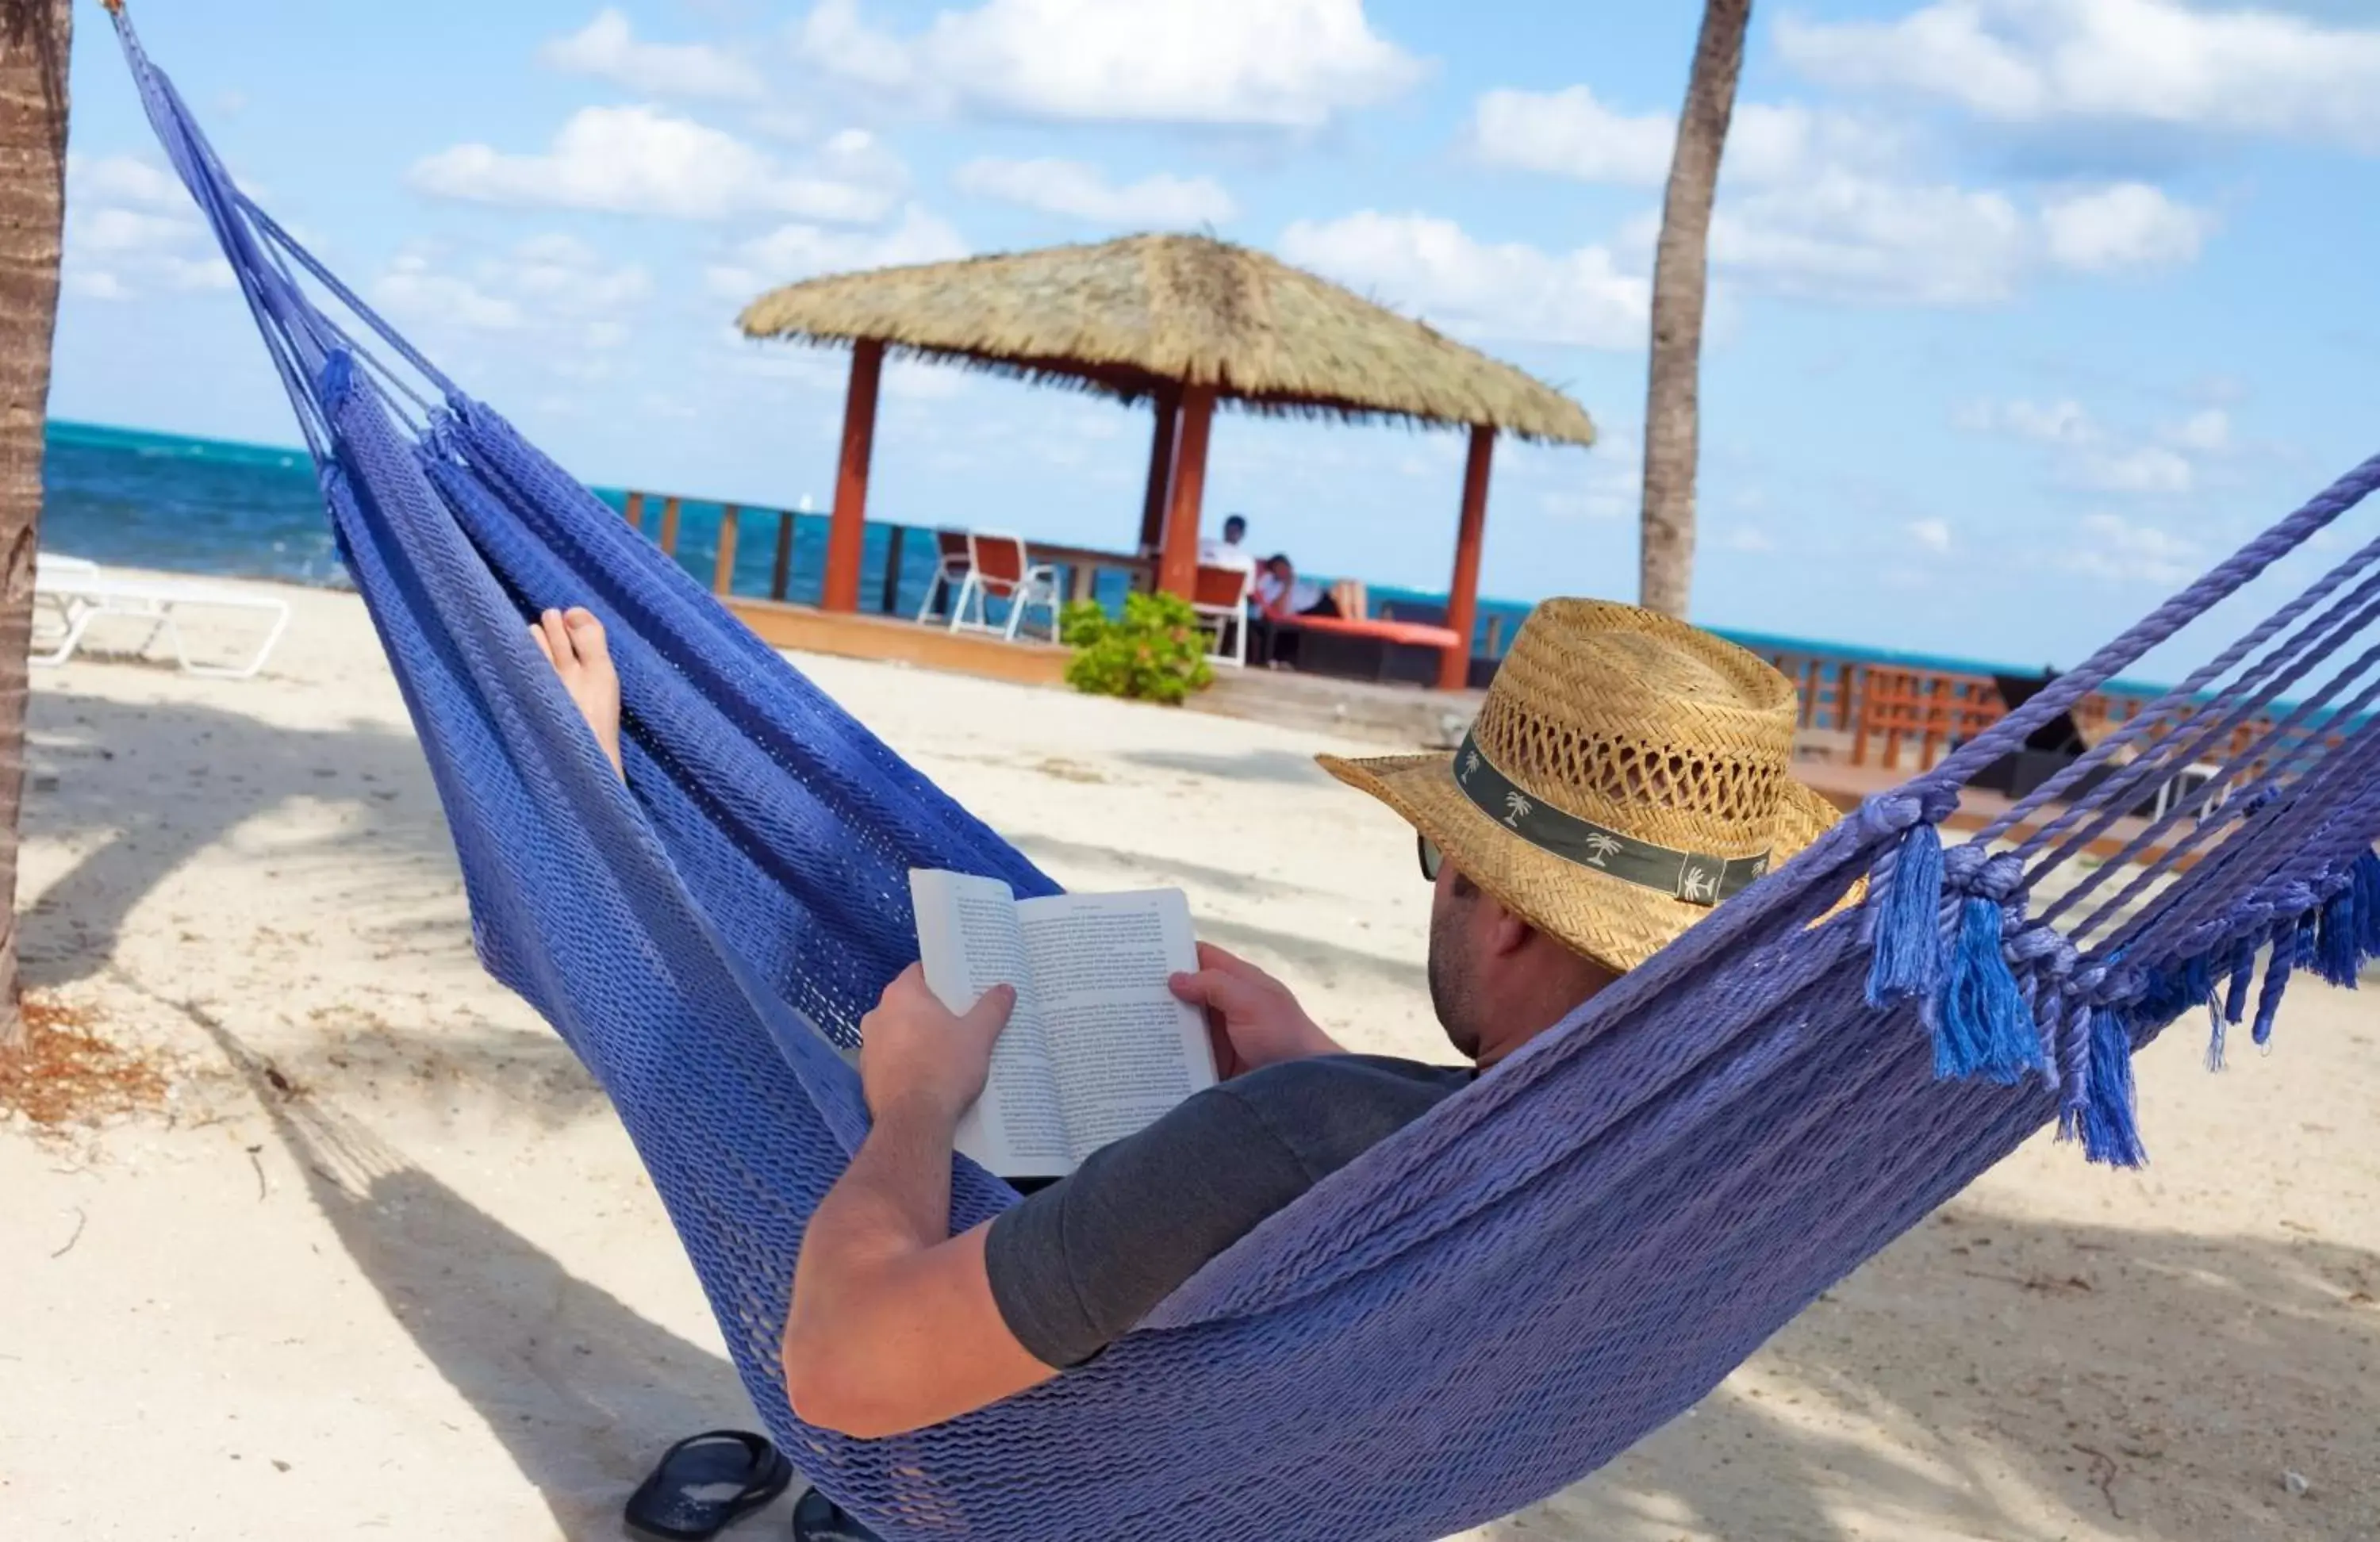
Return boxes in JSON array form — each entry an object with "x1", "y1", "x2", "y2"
[{"x1": 911, "y1": 869, "x2": 1218, "y2": 1178}]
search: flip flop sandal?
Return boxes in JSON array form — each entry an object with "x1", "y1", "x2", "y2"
[
  {"x1": 624, "y1": 1430, "x2": 794, "y2": 1541},
  {"x1": 790, "y1": 1486, "x2": 887, "y2": 1541}
]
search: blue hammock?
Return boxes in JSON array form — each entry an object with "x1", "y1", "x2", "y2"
[{"x1": 112, "y1": 14, "x2": 2380, "y2": 1541}]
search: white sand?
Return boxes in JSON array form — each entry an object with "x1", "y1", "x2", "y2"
[{"x1": 1, "y1": 577, "x2": 2374, "y2": 1540}]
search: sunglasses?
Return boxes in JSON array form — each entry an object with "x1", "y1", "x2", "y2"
[{"x1": 1417, "y1": 833, "x2": 1444, "y2": 882}]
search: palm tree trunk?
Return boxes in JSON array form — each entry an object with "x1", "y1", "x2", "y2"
[
  {"x1": 0, "y1": 0, "x2": 71, "y2": 1051},
  {"x1": 1638, "y1": 0, "x2": 1750, "y2": 621}
]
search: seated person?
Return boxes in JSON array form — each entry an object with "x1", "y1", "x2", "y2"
[
  {"x1": 526, "y1": 600, "x2": 1833, "y2": 1457},
  {"x1": 1253, "y1": 553, "x2": 1340, "y2": 620},
  {"x1": 1199, "y1": 513, "x2": 1255, "y2": 571}
]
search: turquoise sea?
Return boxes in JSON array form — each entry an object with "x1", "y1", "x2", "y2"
[{"x1": 44, "y1": 417, "x2": 2051, "y2": 679}]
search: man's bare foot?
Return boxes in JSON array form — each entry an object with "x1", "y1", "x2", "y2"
[{"x1": 530, "y1": 607, "x2": 624, "y2": 780}]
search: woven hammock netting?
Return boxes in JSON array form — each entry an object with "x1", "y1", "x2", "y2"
[{"x1": 107, "y1": 11, "x2": 2380, "y2": 1540}]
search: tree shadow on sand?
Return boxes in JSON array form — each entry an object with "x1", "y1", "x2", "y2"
[
  {"x1": 179, "y1": 999, "x2": 762, "y2": 1540},
  {"x1": 19, "y1": 687, "x2": 463, "y2": 989},
  {"x1": 1491, "y1": 1203, "x2": 2380, "y2": 1542}
]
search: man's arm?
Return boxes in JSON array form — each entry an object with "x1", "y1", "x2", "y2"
[
  {"x1": 787, "y1": 945, "x2": 1343, "y2": 1434},
  {"x1": 783, "y1": 966, "x2": 1054, "y2": 1438}
]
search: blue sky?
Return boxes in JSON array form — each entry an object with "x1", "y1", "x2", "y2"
[{"x1": 49, "y1": 0, "x2": 2380, "y2": 672}]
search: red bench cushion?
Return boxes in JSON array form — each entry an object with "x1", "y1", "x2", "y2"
[{"x1": 1288, "y1": 614, "x2": 1463, "y2": 650}]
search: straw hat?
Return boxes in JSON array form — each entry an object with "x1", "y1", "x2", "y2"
[{"x1": 1319, "y1": 599, "x2": 1841, "y2": 975}]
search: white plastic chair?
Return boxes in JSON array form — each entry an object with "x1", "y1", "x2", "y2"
[
  {"x1": 950, "y1": 531, "x2": 1060, "y2": 642},
  {"x1": 915, "y1": 528, "x2": 971, "y2": 623},
  {"x1": 32, "y1": 557, "x2": 292, "y2": 679},
  {"x1": 1191, "y1": 562, "x2": 1254, "y2": 667}
]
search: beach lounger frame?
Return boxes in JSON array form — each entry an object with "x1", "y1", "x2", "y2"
[{"x1": 32, "y1": 558, "x2": 294, "y2": 680}]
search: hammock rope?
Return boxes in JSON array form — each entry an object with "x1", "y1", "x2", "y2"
[{"x1": 109, "y1": 11, "x2": 2380, "y2": 1540}]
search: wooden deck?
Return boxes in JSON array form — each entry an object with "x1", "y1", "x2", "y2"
[
  {"x1": 726, "y1": 597, "x2": 1069, "y2": 687},
  {"x1": 1793, "y1": 750, "x2": 2198, "y2": 869},
  {"x1": 728, "y1": 595, "x2": 2198, "y2": 873}
]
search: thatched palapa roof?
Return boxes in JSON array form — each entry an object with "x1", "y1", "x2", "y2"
[{"x1": 737, "y1": 233, "x2": 1596, "y2": 447}]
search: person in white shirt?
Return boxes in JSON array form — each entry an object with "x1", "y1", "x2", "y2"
[
  {"x1": 1254, "y1": 554, "x2": 1338, "y2": 619},
  {"x1": 1199, "y1": 514, "x2": 1254, "y2": 571}
]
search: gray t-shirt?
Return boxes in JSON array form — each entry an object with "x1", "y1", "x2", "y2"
[{"x1": 984, "y1": 1053, "x2": 1470, "y2": 1369}]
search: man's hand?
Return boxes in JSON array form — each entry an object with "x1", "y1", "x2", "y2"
[
  {"x1": 858, "y1": 964, "x2": 1015, "y2": 1128},
  {"x1": 1168, "y1": 943, "x2": 1343, "y2": 1079}
]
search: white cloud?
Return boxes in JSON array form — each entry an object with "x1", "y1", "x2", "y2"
[
  {"x1": 64, "y1": 270, "x2": 131, "y2": 302},
  {"x1": 705, "y1": 205, "x2": 969, "y2": 301},
  {"x1": 2041, "y1": 182, "x2": 2213, "y2": 271},
  {"x1": 2168, "y1": 407, "x2": 2230, "y2": 454},
  {"x1": 1719, "y1": 526, "x2": 1776, "y2": 554},
  {"x1": 541, "y1": 10, "x2": 765, "y2": 101},
  {"x1": 1468, "y1": 88, "x2": 1901, "y2": 190},
  {"x1": 370, "y1": 236, "x2": 651, "y2": 345},
  {"x1": 61, "y1": 154, "x2": 234, "y2": 300},
  {"x1": 1686, "y1": 172, "x2": 2212, "y2": 305},
  {"x1": 409, "y1": 106, "x2": 900, "y2": 223},
  {"x1": 376, "y1": 255, "x2": 526, "y2": 332},
  {"x1": 1908, "y1": 517, "x2": 1953, "y2": 552},
  {"x1": 954, "y1": 158, "x2": 1235, "y2": 227},
  {"x1": 1467, "y1": 86, "x2": 1676, "y2": 185},
  {"x1": 2060, "y1": 512, "x2": 2202, "y2": 585},
  {"x1": 1960, "y1": 396, "x2": 2205, "y2": 494},
  {"x1": 1710, "y1": 171, "x2": 2031, "y2": 305},
  {"x1": 1959, "y1": 397, "x2": 2098, "y2": 443},
  {"x1": 794, "y1": 0, "x2": 1423, "y2": 128},
  {"x1": 75, "y1": 153, "x2": 186, "y2": 210},
  {"x1": 2071, "y1": 443, "x2": 2193, "y2": 495},
  {"x1": 1777, "y1": 0, "x2": 2380, "y2": 152},
  {"x1": 1278, "y1": 210, "x2": 1649, "y2": 348}
]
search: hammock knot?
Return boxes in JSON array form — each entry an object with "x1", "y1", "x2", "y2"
[
  {"x1": 1854, "y1": 788, "x2": 1952, "y2": 838},
  {"x1": 2004, "y1": 920, "x2": 2077, "y2": 978},
  {"x1": 1945, "y1": 848, "x2": 2028, "y2": 906}
]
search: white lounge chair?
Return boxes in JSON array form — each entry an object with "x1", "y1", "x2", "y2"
[{"x1": 32, "y1": 555, "x2": 292, "y2": 679}]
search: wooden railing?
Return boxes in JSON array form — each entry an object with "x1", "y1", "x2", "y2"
[
  {"x1": 1744, "y1": 643, "x2": 2345, "y2": 783},
  {"x1": 1848, "y1": 666, "x2": 2006, "y2": 771},
  {"x1": 622, "y1": 489, "x2": 912, "y2": 614}
]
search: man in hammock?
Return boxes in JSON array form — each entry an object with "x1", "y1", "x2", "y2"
[{"x1": 531, "y1": 597, "x2": 1836, "y2": 1451}]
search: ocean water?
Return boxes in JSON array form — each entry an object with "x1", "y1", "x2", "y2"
[
  {"x1": 40, "y1": 419, "x2": 1148, "y2": 623},
  {"x1": 44, "y1": 417, "x2": 2045, "y2": 678}
]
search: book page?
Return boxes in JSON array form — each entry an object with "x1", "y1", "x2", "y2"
[
  {"x1": 1014, "y1": 888, "x2": 1216, "y2": 1164},
  {"x1": 908, "y1": 870, "x2": 1069, "y2": 1177}
]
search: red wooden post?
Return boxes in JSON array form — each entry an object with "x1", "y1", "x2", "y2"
[
  {"x1": 823, "y1": 339, "x2": 885, "y2": 612},
  {"x1": 1156, "y1": 382, "x2": 1215, "y2": 599},
  {"x1": 657, "y1": 495, "x2": 681, "y2": 557},
  {"x1": 1438, "y1": 425, "x2": 1495, "y2": 691},
  {"x1": 1138, "y1": 384, "x2": 1180, "y2": 557},
  {"x1": 624, "y1": 489, "x2": 645, "y2": 530}
]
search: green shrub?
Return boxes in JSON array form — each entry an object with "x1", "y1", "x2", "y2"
[{"x1": 1060, "y1": 593, "x2": 1215, "y2": 705}]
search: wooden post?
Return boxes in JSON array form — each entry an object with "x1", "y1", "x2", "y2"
[
  {"x1": 1156, "y1": 383, "x2": 1215, "y2": 599},
  {"x1": 880, "y1": 524, "x2": 908, "y2": 615},
  {"x1": 1438, "y1": 426, "x2": 1495, "y2": 691},
  {"x1": 712, "y1": 504, "x2": 740, "y2": 595},
  {"x1": 771, "y1": 509, "x2": 795, "y2": 600},
  {"x1": 658, "y1": 496, "x2": 681, "y2": 558},
  {"x1": 624, "y1": 489, "x2": 645, "y2": 531},
  {"x1": 1138, "y1": 384, "x2": 1180, "y2": 557},
  {"x1": 824, "y1": 339, "x2": 885, "y2": 612}
]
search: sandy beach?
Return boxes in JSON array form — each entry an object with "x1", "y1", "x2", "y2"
[{"x1": 1, "y1": 576, "x2": 2374, "y2": 1541}]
